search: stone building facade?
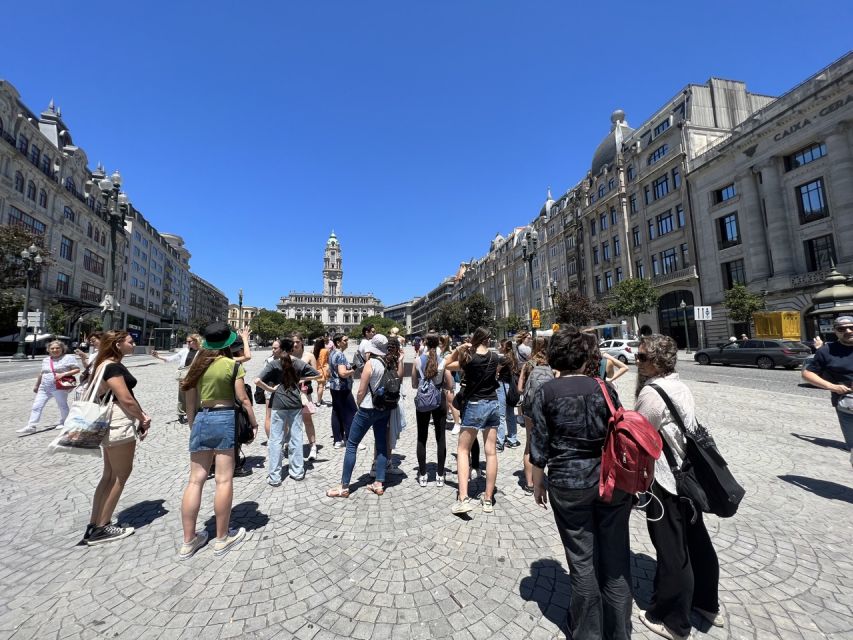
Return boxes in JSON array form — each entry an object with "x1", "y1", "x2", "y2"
[
  {"x1": 228, "y1": 304, "x2": 262, "y2": 331},
  {"x1": 276, "y1": 232, "x2": 382, "y2": 334},
  {"x1": 383, "y1": 298, "x2": 417, "y2": 336},
  {"x1": 689, "y1": 52, "x2": 853, "y2": 344},
  {"x1": 190, "y1": 273, "x2": 228, "y2": 328}
]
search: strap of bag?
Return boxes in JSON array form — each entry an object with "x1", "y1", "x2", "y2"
[
  {"x1": 231, "y1": 361, "x2": 241, "y2": 402},
  {"x1": 648, "y1": 383, "x2": 684, "y2": 471},
  {"x1": 86, "y1": 362, "x2": 113, "y2": 406},
  {"x1": 594, "y1": 378, "x2": 618, "y2": 419},
  {"x1": 49, "y1": 358, "x2": 55, "y2": 376}
]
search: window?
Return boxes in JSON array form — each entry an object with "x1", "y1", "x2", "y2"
[
  {"x1": 644, "y1": 186, "x2": 651, "y2": 206},
  {"x1": 630, "y1": 193, "x2": 638, "y2": 214},
  {"x1": 797, "y1": 178, "x2": 828, "y2": 223},
  {"x1": 81, "y1": 282, "x2": 102, "y2": 304},
  {"x1": 41, "y1": 155, "x2": 51, "y2": 175},
  {"x1": 593, "y1": 247, "x2": 600, "y2": 265},
  {"x1": 632, "y1": 226, "x2": 641, "y2": 247},
  {"x1": 605, "y1": 271, "x2": 613, "y2": 290},
  {"x1": 648, "y1": 220, "x2": 657, "y2": 241},
  {"x1": 722, "y1": 259, "x2": 746, "y2": 288},
  {"x1": 602, "y1": 241, "x2": 611, "y2": 261},
  {"x1": 26, "y1": 181, "x2": 36, "y2": 200},
  {"x1": 590, "y1": 219, "x2": 597, "y2": 236},
  {"x1": 598, "y1": 184, "x2": 606, "y2": 198},
  {"x1": 64, "y1": 206, "x2": 75, "y2": 223},
  {"x1": 29, "y1": 145, "x2": 40, "y2": 167},
  {"x1": 661, "y1": 247, "x2": 678, "y2": 273},
  {"x1": 595, "y1": 275, "x2": 602, "y2": 294},
  {"x1": 672, "y1": 166, "x2": 681, "y2": 189},
  {"x1": 676, "y1": 204, "x2": 685, "y2": 228},
  {"x1": 17, "y1": 134, "x2": 28, "y2": 154},
  {"x1": 657, "y1": 211, "x2": 674, "y2": 236},
  {"x1": 60, "y1": 236, "x2": 74, "y2": 261},
  {"x1": 55, "y1": 272, "x2": 70, "y2": 295},
  {"x1": 636, "y1": 261, "x2": 645, "y2": 278},
  {"x1": 681, "y1": 242, "x2": 689, "y2": 266},
  {"x1": 610, "y1": 207, "x2": 618, "y2": 226},
  {"x1": 627, "y1": 166, "x2": 635, "y2": 181},
  {"x1": 616, "y1": 267, "x2": 624, "y2": 282},
  {"x1": 614, "y1": 236, "x2": 621, "y2": 256},
  {"x1": 14, "y1": 172, "x2": 24, "y2": 193},
  {"x1": 652, "y1": 254, "x2": 660, "y2": 276},
  {"x1": 589, "y1": 192, "x2": 597, "y2": 205},
  {"x1": 717, "y1": 212, "x2": 740, "y2": 249},
  {"x1": 804, "y1": 235, "x2": 836, "y2": 271},
  {"x1": 608, "y1": 178, "x2": 615, "y2": 191},
  {"x1": 8, "y1": 207, "x2": 46, "y2": 238},
  {"x1": 654, "y1": 119, "x2": 670, "y2": 136},
  {"x1": 38, "y1": 189, "x2": 47, "y2": 208},
  {"x1": 83, "y1": 250, "x2": 105, "y2": 277},
  {"x1": 653, "y1": 174, "x2": 670, "y2": 200},
  {"x1": 648, "y1": 144, "x2": 668, "y2": 165},
  {"x1": 713, "y1": 183, "x2": 737, "y2": 204},
  {"x1": 600, "y1": 212, "x2": 608, "y2": 230},
  {"x1": 64, "y1": 177, "x2": 76, "y2": 194},
  {"x1": 785, "y1": 142, "x2": 826, "y2": 171}
]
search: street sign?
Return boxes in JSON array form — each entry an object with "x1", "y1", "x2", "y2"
[
  {"x1": 17, "y1": 312, "x2": 44, "y2": 326},
  {"x1": 531, "y1": 308, "x2": 541, "y2": 329},
  {"x1": 694, "y1": 306, "x2": 712, "y2": 321}
]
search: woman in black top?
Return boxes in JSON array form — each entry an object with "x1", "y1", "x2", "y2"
[
  {"x1": 85, "y1": 331, "x2": 152, "y2": 546},
  {"x1": 530, "y1": 328, "x2": 632, "y2": 640}
]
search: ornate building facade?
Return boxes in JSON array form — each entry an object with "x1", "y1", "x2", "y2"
[{"x1": 276, "y1": 232, "x2": 382, "y2": 333}]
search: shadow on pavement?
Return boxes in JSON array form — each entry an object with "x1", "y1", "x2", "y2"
[
  {"x1": 630, "y1": 551, "x2": 656, "y2": 610},
  {"x1": 115, "y1": 499, "x2": 169, "y2": 529},
  {"x1": 778, "y1": 475, "x2": 853, "y2": 504},
  {"x1": 204, "y1": 501, "x2": 270, "y2": 534},
  {"x1": 790, "y1": 433, "x2": 847, "y2": 451},
  {"x1": 519, "y1": 558, "x2": 570, "y2": 633}
]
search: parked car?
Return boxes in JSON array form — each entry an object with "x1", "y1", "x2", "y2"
[
  {"x1": 599, "y1": 339, "x2": 640, "y2": 363},
  {"x1": 693, "y1": 339, "x2": 812, "y2": 369}
]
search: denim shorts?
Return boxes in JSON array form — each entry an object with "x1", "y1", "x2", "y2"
[
  {"x1": 461, "y1": 399, "x2": 500, "y2": 429},
  {"x1": 189, "y1": 408, "x2": 236, "y2": 452}
]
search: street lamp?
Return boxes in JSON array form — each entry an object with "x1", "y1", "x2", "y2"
[
  {"x1": 549, "y1": 277, "x2": 559, "y2": 323},
  {"x1": 680, "y1": 299, "x2": 691, "y2": 354},
  {"x1": 520, "y1": 227, "x2": 539, "y2": 338},
  {"x1": 238, "y1": 288, "x2": 244, "y2": 330},
  {"x1": 13, "y1": 244, "x2": 43, "y2": 360},
  {"x1": 169, "y1": 299, "x2": 178, "y2": 350},
  {"x1": 96, "y1": 170, "x2": 129, "y2": 331}
]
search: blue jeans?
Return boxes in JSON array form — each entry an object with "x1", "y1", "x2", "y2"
[
  {"x1": 461, "y1": 399, "x2": 500, "y2": 430},
  {"x1": 836, "y1": 408, "x2": 853, "y2": 450},
  {"x1": 496, "y1": 382, "x2": 519, "y2": 445},
  {"x1": 342, "y1": 407, "x2": 390, "y2": 485},
  {"x1": 189, "y1": 408, "x2": 235, "y2": 452},
  {"x1": 269, "y1": 408, "x2": 304, "y2": 482}
]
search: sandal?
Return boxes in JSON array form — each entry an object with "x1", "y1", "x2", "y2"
[
  {"x1": 523, "y1": 485, "x2": 534, "y2": 495},
  {"x1": 326, "y1": 486, "x2": 350, "y2": 498},
  {"x1": 367, "y1": 484, "x2": 385, "y2": 496}
]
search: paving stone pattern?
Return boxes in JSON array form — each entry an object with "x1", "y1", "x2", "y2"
[{"x1": 0, "y1": 349, "x2": 851, "y2": 639}]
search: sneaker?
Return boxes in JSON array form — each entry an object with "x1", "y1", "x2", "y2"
[
  {"x1": 370, "y1": 463, "x2": 376, "y2": 478},
  {"x1": 178, "y1": 415, "x2": 188, "y2": 425},
  {"x1": 478, "y1": 493, "x2": 494, "y2": 514},
  {"x1": 436, "y1": 475, "x2": 445, "y2": 487},
  {"x1": 507, "y1": 440, "x2": 521, "y2": 448},
  {"x1": 308, "y1": 444, "x2": 317, "y2": 460},
  {"x1": 268, "y1": 479, "x2": 282, "y2": 487},
  {"x1": 178, "y1": 531, "x2": 209, "y2": 560},
  {"x1": 86, "y1": 524, "x2": 135, "y2": 546},
  {"x1": 358, "y1": 442, "x2": 367, "y2": 451},
  {"x1": 334, "y1": 441, "x2": 344, "y2": 449},
  {"x1": 80, "y1": 523, "x2": 96, "y2": 544},
  {"x1": 451, "y1": 424, "x2": 461, "y2": 435},
  {"x1": 284, "y1": 444, "x2": 289, "y2": 457},
  {"x1": 694, "y1": 607, "x2": 725, "y2": 628},
  {"x1": 212, "y1": 527, "x2": 246, "y2": 557},
  {"x1": 639, "y1": 612, "x2": 689, "y2": 640},
  {"x1": 451, "y1": 497, "x2": 473, "y2": 514},
  {"x1": 233, "y1": 466, "x2": 251, "y2": 477},
  {"x1": 418, "y1": 474, "x2": 428, "y2": 487},
  {"x1": 386, "y1": 462, "x2": 404, "y2": 476},
  {"x1": 16, "y1": 425, "x2": 38, "y2": 435},
  {"x1": 496, "y1": 443, "x2": 505, "y2": 452}
]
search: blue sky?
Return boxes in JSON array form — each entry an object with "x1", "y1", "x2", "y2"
[{"x1": 5, "y1": 2, "x2": 852, "y2": 309}]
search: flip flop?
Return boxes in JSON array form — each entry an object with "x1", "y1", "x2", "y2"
[
  {"x1": 326, "y1": 486, "x2": 350, "y2": 498},
  {"x1": 367, "y1": 484, "x2": 385, "y2": 496}
]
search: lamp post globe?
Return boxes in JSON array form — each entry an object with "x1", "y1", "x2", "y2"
[{"x1": 13, "y1": 245, "x2": 43, "y2": 360}]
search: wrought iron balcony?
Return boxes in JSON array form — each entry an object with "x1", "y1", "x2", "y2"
[{"x1": 652, "y1": 265, "x2": 698, "y2": 287}]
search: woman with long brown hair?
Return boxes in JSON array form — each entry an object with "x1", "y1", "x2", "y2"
[
  {"x1": 412, "y1": 332, "x2": 454, "y2": 486},
  {"x1": 84, "y1": 331, "x2": 151, "y2": 546},
  {"x1": 178, "y1": 322, "x2": 258, "y2": 559},
  {"x1": 517, "y1": 336, "x2": 553, "y2": 493},
  {"x1": 496, "y1": 339, "x2": 520, "y2": 451}
]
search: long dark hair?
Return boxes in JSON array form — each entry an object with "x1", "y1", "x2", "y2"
[
  {"x1": 385, "y1": 337, "x2": 400, "y2": 372},
  {"x1": 181, "y1": 347, "x2": 234, "y2": 391},
  {"x1": 279, "y1": 337, "x2": 299, "y2": 388},
  {"x1": 499, "y1": 339, "x2": 518, "y2": 374},
  {"x1": 313, "y1": 338, "x2": 324, "y2": 361},
  {"x1": 459, "y1": 326, "x2": 491, "y2": 367},
  {"x1": 524, "y1": 336, "x2": 550, "y2": 374},
  {"x1": 424, "y1": 332, "x2": 440, "y2": 378}
]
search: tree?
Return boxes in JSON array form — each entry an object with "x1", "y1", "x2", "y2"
[
  {"x1": 46, "y1": 303, "x2": 69, "y2": 335},
  {"x1": 429, "y1": 301, "x2": 467, "y2": 337},
  {"x1": 553, "y1": 290, "x2": 609, "y2": 328},
  {"x1": 349, "y1": 315, "x2": 397, "y2": 339},
  {"x1": 497, "y1": 313, "x2": 524, "y2": 338},
  {"x1": 0, "y1": 291, "x2": 22, "y2": 337},
  {"x1": 0, "y1": 226, "x2": 47, "y2": 289},
  {"x1": 250, "y1": 310, "x2": 289, "y2": 343},
  {"x1": 723, "y1": 284, "x2": 765, "y2": 323},
  {"x1": 609, "y1": 278, "x2": 660, "y2": 332},
  {"x1": 463, "y1": 293, "x2": 496, "y2": 332}
]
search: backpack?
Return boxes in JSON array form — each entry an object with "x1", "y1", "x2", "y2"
[
  {"x1": 522, "y1": 364, "x2": 555, "y2": 415},
  {"x1": 503, "y1": 366, "x2": 521, "y2": 408},
  {"x1": 414, "y1": 354, "x2": 443, "y2": 412},
  {"x1": 368, "y1": 359, "x2": 401, "y2": 410},
  {"x1": 595, "y1": 378, "x2": 663, "y2": 502},
  {"x1": 352, "y1": 350, "x2": 366, "y2": 373}
]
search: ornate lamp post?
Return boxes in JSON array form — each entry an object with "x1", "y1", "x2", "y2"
[
  {"x1": 680, "y1": 299, "x2": 691, "y2": 353},
  {"x1": 169, "y1": 299, "x2": 178, "y2": 350},
  {"x1": 549, "y1": 277, "x2": 559, "y2": 324},
  {"x1": 97, "y1": 170, "x2": 128, "y2": 331},
  {"x1": 13, "y1": 244, "x2": 43, "y2": 360},
  {"x1": 521, "y1": 228, "x2": 539, "y2": 338},
  {"x1": 238, "y1": 288, "x2": 243, "y2": 330}
]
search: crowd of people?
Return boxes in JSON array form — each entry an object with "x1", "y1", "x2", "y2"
[{"x1": 16, "y1": 314, "x2": 853, "y2": 640}]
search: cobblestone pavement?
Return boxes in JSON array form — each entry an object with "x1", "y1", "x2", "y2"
[{"x1": 0, "y1": 348, "x2": 851, "y2": 639}]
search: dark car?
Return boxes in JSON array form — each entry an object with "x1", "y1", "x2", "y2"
[{"x1": 693, "y1": 339, "x2": 812, "y2": 370}]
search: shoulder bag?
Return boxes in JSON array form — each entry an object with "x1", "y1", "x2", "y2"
[
  {"x1": 231, "y1": 362, "x2": 255, "y2": 444},
  {"x1": 47, "y1": 363, "x2": 113, "y2": 456},
  {"x1": 649, "y1": 384, "x2": 745, "y2": 518},
  {"x1": 50, "y1": 358, "x2": 78, "y2": 391}
]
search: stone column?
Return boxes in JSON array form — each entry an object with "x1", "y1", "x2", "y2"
[
  {"x1": 756, "y1": 157, "x2": 795, "y2": 276},
  {"x1": 825, "y1": 121, "x2": 853, "y2": 262},
  {"x1": 741, "y1": 167, "x2": 771, "y2": 281}
]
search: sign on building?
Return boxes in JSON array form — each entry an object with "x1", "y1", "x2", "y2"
[{"x1": 694, "y1": 306, "x2": 712, "y2": 321}]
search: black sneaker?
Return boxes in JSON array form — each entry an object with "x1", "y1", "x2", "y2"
[
  {"x1": 78, "y1": 523, "x2": 97, "y2": 546},
  {"x1": 233, "y1": 466, "x2": 251, "y2": 477},
  {"x1": 86, "y1": 524, "x2": 135, "y2": 546}
]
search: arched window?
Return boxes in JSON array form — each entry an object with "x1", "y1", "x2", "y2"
[
  {"x1": 38, "y1": 189, "x2": 47, "y2": 207},
  {"x1": 14, "y1": 172, "x2": 24, "y2": 193},
  {"x1": 26, "y1": 181, "x2": 36, "y2": 200},
  {"x1": 64, "y1": 177, "x2": 76, "y2": 194}
]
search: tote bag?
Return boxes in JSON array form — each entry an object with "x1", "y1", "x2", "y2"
[{"x1": 47, "y1": 363, "x2": 113, "y2": 457}]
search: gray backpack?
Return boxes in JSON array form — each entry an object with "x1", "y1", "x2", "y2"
[
  {"x1": 414, "y1": 354, "x2": 443, "y2": 412},
  {"x1": 522, "y1": 363, "x2": 554, "y2": 414}
]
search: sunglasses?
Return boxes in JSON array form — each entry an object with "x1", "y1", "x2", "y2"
[
  {"x1": 636, "y1": 353, "x2": 650, "y2": 363},
  {"x1": 835, "y1": 326, "x2": 853, "y2": 332}
]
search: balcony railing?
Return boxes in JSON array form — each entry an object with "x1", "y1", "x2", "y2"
[
  {"x1": 83, "y1": 256, "x2": 105, "y2": 277},
  {"x1": 80, "y1": 288, "x2": 102, "y2": 304},
  {"x1": 652, "y1": 265, "x2": 698, "y2": 287},
  {"x1": 791, "y1": 269, "x2": 831, "y2": 288}
]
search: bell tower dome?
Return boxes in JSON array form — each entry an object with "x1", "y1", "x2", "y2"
[{"x1": 323, "y1": 231, "x2": 342, "y2": 297}]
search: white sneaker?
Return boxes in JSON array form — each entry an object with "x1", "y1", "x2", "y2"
[
  {"x1": 213, "y1": 527, "x2": 246, "y2": 557},
  {"x1": 358, "y1": 442, "x2": 367, "y2": 451},
  {"x1": 16, "y1": 425, "x2": 38, "y2": 435},
  {"x1": 418, "y1": 474, "x2": 428, "y2": 487},
  {"x1": 436, "y1": 475, "x2": 445, "y2": 487},
  {"x1": 451, "y1": 497, "x2": 473, "y2": 514},
  {"x1": 694, "y1": 607, "x2": 725, "y2": 628},
  {"x1": 334, "y1": 441, "x2": 344, "y2": 449},
  {"x1": 451, "y1": 424, "x2": 461, "y2": 435},
  {"x1": 178, "y1": 531, "x2": 209, "y2": 560},
  {"x1": 308, "y1": 444, "x2": 317, "y2": 460}
]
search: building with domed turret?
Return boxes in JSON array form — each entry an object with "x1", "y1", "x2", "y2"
[{"x1": 276, "y1": 232, "x2": 383, "y2": 334}]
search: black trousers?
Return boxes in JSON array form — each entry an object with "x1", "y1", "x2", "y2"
[
  {"x1": 645, "y1": 481, "x2": 720, "y2": 636},
  {"x1": 548, "y1": 484, "x2": 633, "y2": 640},
  {"x1": 330, "y1": 389, "x2": 357, "y2": 443},
  {"x1": 416, "y1": 406, "x2": 447, "y2": 475}
]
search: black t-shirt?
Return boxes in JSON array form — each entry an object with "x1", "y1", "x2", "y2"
[
  {"x1": 463, "y1": 352, "x2": 503, "y2": 401},
  {"x1": 806, "y1": 341, "x2": 853, "y2": 406},
  {"x1": 101, "y1": 362, "x2": 137, "y2": 398}
]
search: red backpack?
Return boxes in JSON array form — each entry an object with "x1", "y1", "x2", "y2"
[{"x1": 596, "y1": 379, "x2": 663, "y2": 502}]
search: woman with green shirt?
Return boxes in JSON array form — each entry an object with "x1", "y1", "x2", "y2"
[{"x1": 178, "y1": 322, "x2": 258, "y2": 559}]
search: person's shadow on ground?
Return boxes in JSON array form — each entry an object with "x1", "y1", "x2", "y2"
[
  {"x1": 778, "y1": 475, "x2": 853, "y2": 504},
  {"x1": 519, "y1": 558, "x2": 570, "y2": 633},
  {"x1": 790, "y1": 433, "x2": 847, "y2": 451},
  {"x1": 115, "y1": 499, "x2": 169, "y2": 529},
  {"x1": 203, "y1": 501, "x2": 269, "y2": 536}
]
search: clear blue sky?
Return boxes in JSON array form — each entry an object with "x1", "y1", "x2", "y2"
[{"x1": 5, "y1": 2, "x2": 852, "y2": 309}]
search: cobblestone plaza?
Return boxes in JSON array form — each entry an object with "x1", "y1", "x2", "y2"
[{"x1": 0, "y1": 349, "x2": 851, "y2": 639}]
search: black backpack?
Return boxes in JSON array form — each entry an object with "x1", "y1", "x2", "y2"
[{"x1": 369, "y1": 360, "x2": 401, "y2": 410}]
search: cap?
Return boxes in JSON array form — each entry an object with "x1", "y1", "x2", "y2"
[
  {"x1": 833, "y1": 316, "x2": 853, "y2": 328},
  {"x1": 365, "y1": 334, "x2": 388, "y2": 356}
]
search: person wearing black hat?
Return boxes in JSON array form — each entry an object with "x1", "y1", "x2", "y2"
[
  {"x1": 803, "y1": 315, "x2": 853, "y2": 468},
  {"x1": 177, "y1": 322, "x2": 258, "y2": 559}
]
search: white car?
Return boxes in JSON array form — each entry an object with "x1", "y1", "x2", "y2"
[{"x1": 599, "y1": 339, "x2": 640, "y2": 363}]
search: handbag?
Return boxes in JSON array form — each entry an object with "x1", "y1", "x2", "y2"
[
  {"x1": 649, "y1": 384, "x2": 745, "y2": 518},
  {"x1": 837, "y1": 394, "x2": 853, "y2": 413},
  {"x1": 451, "y1": 352, "x2": 497, "y2": 416},
  {"x1": 50, "y1": 358, "x2": 78, "y2": 390},
  {"x1": 231, "y1": 363, "x2": 255, "y2": 445},
  {"x1": 47, "y1": 363, "x2": 113, "y2": 456},
  {"x1": 253, "y1": 386, "x2": 267, "y2": 405}
]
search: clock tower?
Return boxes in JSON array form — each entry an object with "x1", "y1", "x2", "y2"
[{"x1": 323, "y1": 231, "x2": 342, "y2": 297}]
